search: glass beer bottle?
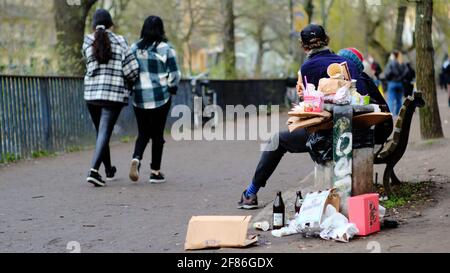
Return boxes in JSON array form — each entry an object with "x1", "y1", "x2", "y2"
[
  {"x1": 295, "y1": 191, "x2": 303, "y2": 215},
  {"x1": 273, "y1": 191, "x2": 285, "y2": 230}
]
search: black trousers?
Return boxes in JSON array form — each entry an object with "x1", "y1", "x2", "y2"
[
  {"x1": 251, "y1": 124, "x2": 391, "y2": 188},
  {"x1": 87, "y1": 104, "x2": 122, "y2": 171},
  {"x1": 252, "y1": 129, "x2": 309, "y2": 188},
  {"x1": 132, "y1": 99, "x2": 172, "y2": 171}
]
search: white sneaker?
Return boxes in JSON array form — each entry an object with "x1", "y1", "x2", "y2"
[{"x1": 129, "y1": 159, "x2": 140, "y2": 182}]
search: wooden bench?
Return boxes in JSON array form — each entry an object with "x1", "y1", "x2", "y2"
[{"x1": 374, "y1": 91, "x2": 425, "y2": 196}]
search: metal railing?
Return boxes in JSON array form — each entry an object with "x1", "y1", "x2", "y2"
[{"x1": 0, "y1": 75, "x2": 288, "y2": 162}]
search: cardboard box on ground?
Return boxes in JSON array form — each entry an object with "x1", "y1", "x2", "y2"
[{"x1": 184, "y1": 216, "x2": 258, "y2": 251}]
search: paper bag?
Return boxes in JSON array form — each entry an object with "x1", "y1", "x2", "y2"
[
  {"x1": 296, "y1": 189, "x2": 340, "y2": 230},
  {"x1": 184, "y1": 216, "x2": 258, "y2": 250},
  {"x1": 318, "y1": 78, "x2": 351, "y2": 95}
]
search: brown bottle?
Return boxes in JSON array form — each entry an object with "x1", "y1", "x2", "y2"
[
  {"x1": 273, "y1": 191, "x2": 285, "y2": 230},
  {"x1": 295, "y1": 191, "x2": 303, "y2": 215}
]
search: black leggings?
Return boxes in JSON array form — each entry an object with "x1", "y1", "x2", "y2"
[
  {"x1": 132, "y1": 99, "x2": 172, "y2": 171},
  {"x1": 87, "y1": 104, "x2": 122, "y2": 171}
]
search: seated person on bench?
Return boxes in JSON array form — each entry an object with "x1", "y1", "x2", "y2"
[{"x1": 238, "y1": 25, "x2": 391, "y2": 210}]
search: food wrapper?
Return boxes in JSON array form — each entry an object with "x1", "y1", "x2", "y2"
[
  {"x1": 340, "y1": 62, "x2": 352, "y2": 81},
  {"x1": 334, "y1": 86, "x2": 351, "y2": 105},
  {"x1": 318, "y1": 78, "x2": 351, "y2": 95}
]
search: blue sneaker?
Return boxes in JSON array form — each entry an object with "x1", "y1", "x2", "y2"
[{"x1": 237, "y1": 191, "x2": 259, "y2": 210}]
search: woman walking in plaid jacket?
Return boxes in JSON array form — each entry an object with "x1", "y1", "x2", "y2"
[
  {"x1": 83, "y1": 9, "x2": 139, "y2": 187},
  {"x1": 128, "y1": 16, "x2": 181, "y2": 184}
]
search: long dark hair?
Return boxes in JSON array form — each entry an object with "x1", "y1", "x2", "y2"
[
  {"x1": 137, "y1": 16, "x2": 168, "y2": 50},
  {"x1": 92, "y1": 9, "x2": 114, "y2": 64}
]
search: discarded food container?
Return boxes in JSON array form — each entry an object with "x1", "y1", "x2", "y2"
[
  {"x1": 303, "y1": 84, "x2": 324, "y2": 113},
  {"x1": 304, "y1": 95, "x2": 324, "y2": 112},
  {"x1": 348, "y1": 194, "x2": 380, "y2": 236},
  {"x1": 253, "y1": 221, "x2": 270, "y2": 232}
]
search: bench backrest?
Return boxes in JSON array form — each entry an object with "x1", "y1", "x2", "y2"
[{"x1": 380, "y1": 91, "x2": 425, "y2": 159}]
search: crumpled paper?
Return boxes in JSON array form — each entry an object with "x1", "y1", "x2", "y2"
[
  {"x1": 271, "y1": 219, "x2": 303, "y2": 238},
  {"x1": 319, "y1": 205, "x2": 359, "y2": 243},
  {"x1": 334, "y1": 86, "x2": 351, "y2": 105},
  {"x1": 271, "y1": 205, "x2": 359, "y2": 243}
]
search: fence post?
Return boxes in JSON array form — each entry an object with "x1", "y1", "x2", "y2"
[
  {"x1": 0, "y1": 77, "x2": 3, "y2": 162},
  {"x1": 39, "y1": 78, "x2": 53, "y2": 152}
]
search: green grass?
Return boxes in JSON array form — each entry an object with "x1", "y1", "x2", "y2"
[
  {"x1": 65, "y1": 146, "x2": 83, "y2": 153},
  {"x1": 378, "y1": 181, "x2": 433, "y2": 209},
  {"x1": 32, "y1": 150, "x2": 56, "y2": 159},
  {"x1": 0, "y1": 153, "x2": 20, "y2": 164},
  {"x1": 120, "y1": 136, "x2": 132, "y2": 143}
]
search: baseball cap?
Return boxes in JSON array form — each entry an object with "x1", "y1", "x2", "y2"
[{"x1": 300, "y1": 24, "x2": 327, "y2": 45}]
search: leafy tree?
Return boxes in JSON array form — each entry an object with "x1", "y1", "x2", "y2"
[
  {"x1": 54, "y1": 0, "x2": 98, "y2": 75},
  {"x1": 416, "y1": 0, "x2": 444, "y2": 139},
  {"x1": 222, "y1": 0, "x2": 237, "y2": 79}
]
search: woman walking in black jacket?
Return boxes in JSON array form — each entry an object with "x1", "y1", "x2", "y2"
[{"x1": 82, "y1": 9, "x2": 139, "y2": 187}]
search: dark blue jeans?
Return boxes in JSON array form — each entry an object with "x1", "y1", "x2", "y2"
[
  {"x1": 252, "y1": 129, "x2": 309, "y2": 188},
  {"x1": 387, "y1": 81, "x2": 404, "y2": 116},
  {"x1": 87, "y1": 104, "x2": 123, "y2": 171}
]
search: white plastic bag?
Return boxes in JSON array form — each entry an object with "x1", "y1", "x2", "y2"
[
  {"x1": 319, "y1": 205, "x2": 359, "y2": 243},
  {"x1": 334, "y1": 86, "x2": 351, "y2": 105},
  {"x1": 379, "y1": 205, "x2": 386, "y2": 221}
]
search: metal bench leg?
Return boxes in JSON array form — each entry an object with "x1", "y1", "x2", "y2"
[
  {"x1": 383, "y1": 164, "x2": 393, "y2": 197},
  {"x1": 391, "y1": 169, "x2": 402, "y2": 185}
]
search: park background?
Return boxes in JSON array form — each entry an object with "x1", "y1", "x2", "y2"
[
  {"x1": 0, "y1": 0, "x2": 449, "y2": 158},
  {"x1": 0, "y1": 0, "x2": 450, "y2": 253},
  {"x1": 1, "y1": 0, "x2": 449, "y2": 79}
]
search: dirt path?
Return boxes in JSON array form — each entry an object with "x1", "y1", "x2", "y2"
[
  {"x1": 1, "y1": 90, "x2": 449, "y2": 253},
  {"x1": 0, "y1": 113, "x2": 314, "y2": 253},
  {"x1": 242, "y1": 89, "x2": 450, "y2": 253}
]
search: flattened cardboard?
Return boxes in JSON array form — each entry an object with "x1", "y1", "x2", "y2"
[
  {"x1": 184, "y1": 216, "x2": 258, "y2": 251},
  {"x1": 353, "y1": 112, "x2": 392, "y2": 129},
  {"x1": 288, "y1": 110, "x2": 332, "y2": 119},
  {"x1": 288, "y1": 117, "x2": 329, "y2": 132}
]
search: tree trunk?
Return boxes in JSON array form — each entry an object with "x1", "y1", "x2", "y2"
[
  {"x1": 394, "y1": 5, "x2": 407, "y2": 51},
  {"x1": 304, "y1": 0, "x2": 314, "y2": 24},
  {"x1": 360, "y1": 0, "x2": 368, "y2": 55},
  {"x1": 54, "y1": 0, "x2": 98, "y2": 76},
  {"x1": 289, "y1": 0, "x2": 294, "y2": 58},
  {"x1": 416, "y1": 0, "x2": 444, "y2": 139},
  {"x1": 365, "y1": 17, "x2": 389, "y2": 65},
  {"x1": 222, "y1": 0, "x2": 237, "y2": 79},
  {"x1": 321, "y1": 0, "x2": 334, "y2": 30},
  {"x1": 255, "y1": 24, "x2": 265, "y2": 78}
]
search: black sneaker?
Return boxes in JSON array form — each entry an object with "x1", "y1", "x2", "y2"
[
  {"x1": 237, "y1": 191, "x2": 259, "y2": 210},
  {"x1": 129, "y1": 159, "x2": 141, "y2": 182},
  {"x1": 87, "y1": 170, "x2": 106, "y2": 187},
  {"x1": 106, "y1": 166, "x2": 117, "y2": 181},
  {"x1": 150, "y1": 172, "x2": 166, "y2": 184}
]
